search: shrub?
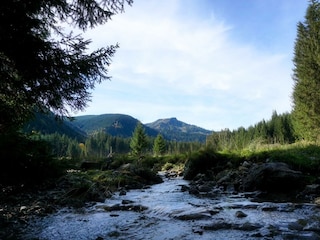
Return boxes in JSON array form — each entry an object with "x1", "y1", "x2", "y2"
[
  {"x1": 0, "y1": 132, "x2": 62, "y2": 184},
  {"x1": 183, "y1": 148, "x2": 228, "y2": 180}
]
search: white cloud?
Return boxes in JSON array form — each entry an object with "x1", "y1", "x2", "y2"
[{"x1": 75, "y1": 0, "x2": 298, "y2": 130}]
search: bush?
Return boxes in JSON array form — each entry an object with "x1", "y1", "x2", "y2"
[
  {"x1": 0, "y1": 132, "x2": 62, "y2": 184},
  {"x1": 183, "y1": 148, "x2": 228, "y2": 180}
]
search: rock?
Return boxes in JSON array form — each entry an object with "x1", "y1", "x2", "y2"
[
  {"x1": 180, "y1": 185, "x2": 189, "y2": 192},
  {"x1": 234, "y1": 222, "x2": 262, "y2": 231},
  {"x1": 122, "y1": 200, "x2": 134, "y2": 205},
  {"x1": 103, "y1": 204, "x2": 148, "y2": 212},
  {"x1": 198, "y1": 183, "x2": 212, "y2": 193},
  {"x1": 303, "y1": 221, "x2": 320, "y2": 232},
  {"x1": 19, "y1": 206, "x2": 27, "y2": 212},
  {"x1": 315, "y1": 197, "x2": 320, "y2": 205},
  {"x1": 242, "y1": 161, "x2": 251, "y2": 168},
  {"x1": 242, "y1": 162, "x2": 305, "y2": 193},
  {"x1": 174, "y1": 212, "x2": 211, "y2": 221},
  {"x1": 119, "y1": 190, "x2": 126, "y2": 196},
  {"x1": 203, "y1": 221, "x2": 232, "y2": 231},
  {"x1": 261, "y1": 204, "x2": 278, "y2": 212},
  {"x1": 235, "y1": 210, "x2": 247, "y2": 218},
  {"x1": 288, "y1": 221, "x2": 304, "y2": 231}
]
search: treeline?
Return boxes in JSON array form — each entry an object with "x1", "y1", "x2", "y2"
[
  {"x1": 206, "y1": 111, "x2": 295, "y2": 151},
  {"x1": 37, "y1": 131, "x2": 204, "y2": 160}
]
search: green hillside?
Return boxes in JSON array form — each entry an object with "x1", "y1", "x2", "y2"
[
  {"x1": 73, "y1": 114, "x2": 159, "y2": 138},
  {"x1": 23, "y1": 112, "x2": 86, "y2": 141}
]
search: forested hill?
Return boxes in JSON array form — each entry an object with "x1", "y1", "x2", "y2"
[
  {"x1": 24, "y1": 113, "x2": 212, "y2": 142},
  {"x1": 146, "y1": 117, "x2": 212, "y2": 142},
  {"x1": 23, "y1": 112, "x2": 86, "y2": 141},
  {"x1": 73, "y1": 114, "x2": 158, "y2": 138}
]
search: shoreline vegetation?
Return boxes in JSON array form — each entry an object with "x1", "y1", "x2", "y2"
[{"x1": 2, "y1": 140, "x2": 320, "y2": 238}]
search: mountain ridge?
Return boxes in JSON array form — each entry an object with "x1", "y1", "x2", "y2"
[{"x1": 24, "y1": 113, "x2": 213, "y2": 142}]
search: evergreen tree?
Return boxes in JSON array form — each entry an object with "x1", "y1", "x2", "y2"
[
  {"x1": 130, "y1": 123, "x2": 148, "y2": 157},
  {"x1": 292, "y1": 0, "x2": 320, "y2": 141},
  {"x1": 153, "y1": 134, "x2": 166, "y2": 156},
  {"x1": 0, "y1": 0, "x2": 132, "y2": 133}
]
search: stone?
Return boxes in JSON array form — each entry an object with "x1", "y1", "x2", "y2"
[
  {"x1": 119, "y1": 190, "x2": 126, "y2": 196},
  {"x1": 314, "y1": 197, "x2": 320, "y2": 205},
  {"x1": 122, "y1": 200, "x2": 134, "y2": 205},
  {"x1": 242, "y1": 162, "x2": 305, "y2": 193},
  {"x1": 203, "y1": 221, "x2": 232, "y2": 231},
  {"x1": 235, "y1": 210, "x2": 247, "y2": 218},
  {"x1": 234, "y1": 222, "x2": 262, "y2": 231}
]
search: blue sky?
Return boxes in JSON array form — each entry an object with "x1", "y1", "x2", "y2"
[{"x1": 74, "y1": 0, "x2": 309, "y2": 130}]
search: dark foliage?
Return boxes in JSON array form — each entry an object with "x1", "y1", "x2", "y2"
[
  {"x1": 0, "y1": 0, "x2": 132, "y2": 133},
  {"x1": 0, "y1": 132, "x2": 61, "y2": 184},
  {"x1": 183, "y1": 148, "x2": 229, "y2": 180}
]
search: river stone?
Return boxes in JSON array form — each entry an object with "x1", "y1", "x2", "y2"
[
  {"x1": 173, "y1": 211, "x2": 212, "y2": 220},
  {"x1": 242, "y1": 162, "x2": 305, "y2": 193},
  {"x1": 122, "y1": 199, "x2": 134, "y2": 204},
  {"x1": 288, "y1": 221, "x2": 304, "y2": 231},
  {"x1": 315, "y1": 197, "x2": 320, "y2": 205},
  {"x1": 235, "y1": 210, "x2": 247, "y2": 218},
  {"x1": 234, "y1": 222, "x2": 263, "y2": 231},
  {"x1": 203, "y1": 221, "x2": 232, "y2": 231}
]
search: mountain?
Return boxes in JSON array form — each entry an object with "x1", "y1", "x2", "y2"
[
  {"x1": 24, "y1": 113, "x2": 212, "y2": 142},
  {"x1": 23, "y1": 112, "x2": 86, "y2": 141},
  {"x1": 146, "y1": 117, "x2": 212, "y2": 142},
  {"x1": 73, "y1": 114, "x2": 158, "y2": 138}
]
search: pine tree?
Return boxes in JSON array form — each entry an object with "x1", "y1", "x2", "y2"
[
  {"x1": 292, "y1": 0, "x2": 320, "y2": 141},
  {"x1": 0, "y1": 0, "x2": 132, "y2": 133},
  {"x1": 153, "y1": 134, "x2": 166, "y2": 156},
  {"x1": 130, "y1": 123, "x2": 148, "y2": 157}
]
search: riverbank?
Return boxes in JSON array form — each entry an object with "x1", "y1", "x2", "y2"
[
  {"x1": 16, "y1": 173, "x2": 320, "y2": 239},
  {"x1": 0, "y1": 166, "x2": 162, "y2": 239}
]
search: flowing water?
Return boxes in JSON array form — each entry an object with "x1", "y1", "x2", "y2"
[{"x1": 21, "y1": 173, "x2": 320, "y2": 240}]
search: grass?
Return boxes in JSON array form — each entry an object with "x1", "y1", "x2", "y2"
[{"x1": 220, "y1": 141, "x2": 320, "y2": 175}]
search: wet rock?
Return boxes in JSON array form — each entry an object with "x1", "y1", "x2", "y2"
[
  {"x1": 242, "y1": 161, "x2": 252, "y2": 168},
  {"x1": 303, "y1": 221, "x2": 320, "y2": 232},
  {"x1": 102, "y1": 204, "x2": 148, "y2": 212},
  {"x1": 242, "y1": 162, "x2": 306, "y2": 193},
  {"x1": 119, "y1": 190, "x2": 127, "y2": 196},
  {"x1": 288, "y1": 221, "x2": 304, "y2": 231},
  {"x1": 121, "y1": 199, "x2": 134, "y2": 205},
  {"x1": 235, "y1": 210, "x2": 247, "y2": 218},
  {"x1": 180, "y1": 185, "x2": 189, "y2": 192},
  {"x1": 315, "y1": 197, "x2": 320, "y2": 205},
  {"x1": 203, "y1": 221, "x2": 232, "y2": 230},
  {"x1": 261, "y1": 204, "x2": 278, "y2": 211},
  {"x1": 174, "y1": 212, "x2": 212, "y2": 221},
  {"x1": 234, "y1": 222, "x2": 263, "y2": 231},
  {"x1": 198, "y1": 183, "x2": 212, "y2": 193}
]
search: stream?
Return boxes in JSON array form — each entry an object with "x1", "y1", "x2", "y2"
[{"x1": 21, "y1": 173, "x2": 320, "y2": 240}]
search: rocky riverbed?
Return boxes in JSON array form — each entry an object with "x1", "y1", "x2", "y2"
[{"x1": 11, "y1": 172, "x2": 320, "y2": 240}]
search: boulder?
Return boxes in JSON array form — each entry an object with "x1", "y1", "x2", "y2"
[{"x1": 242, "y1": 162, "x2": 305, "y2": 193}]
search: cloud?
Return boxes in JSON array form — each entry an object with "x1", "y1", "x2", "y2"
[{"x1": 77, "y1": 0, "x2": 297, "y2": 130}]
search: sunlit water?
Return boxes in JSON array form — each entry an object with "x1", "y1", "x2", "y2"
[{"x1": 22, "y1": 174, "x2": 320, "y2": 240}]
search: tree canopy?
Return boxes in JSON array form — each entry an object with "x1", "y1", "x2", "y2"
[
  {"x1": 0, "y1": 0, "x2": 132, "y2": 133},
  {"x1": 292, "y1": 0, "x2": 320, "y2": 141}
]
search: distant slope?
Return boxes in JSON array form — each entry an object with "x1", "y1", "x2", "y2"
[
  {"x1": 23, "y1": 112, "x2": 86, "y2": 141},
  {"x1": 73, "y1": 113, "x2": 159, "y2": 138},
  {"x1": 24, "y1": 113, "x2": 213, "y2": 142},
  {"x1": 146, "y1": 117, "x2": 212, "y2": 142}
]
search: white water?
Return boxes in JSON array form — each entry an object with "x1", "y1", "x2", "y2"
[{"x1": 22, "y1": 174, "x2": 320, "y2": 240}]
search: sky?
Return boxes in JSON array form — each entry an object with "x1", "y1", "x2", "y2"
[{"x1": 73, "y1": 0, "x2": 309, "y2": 131}]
